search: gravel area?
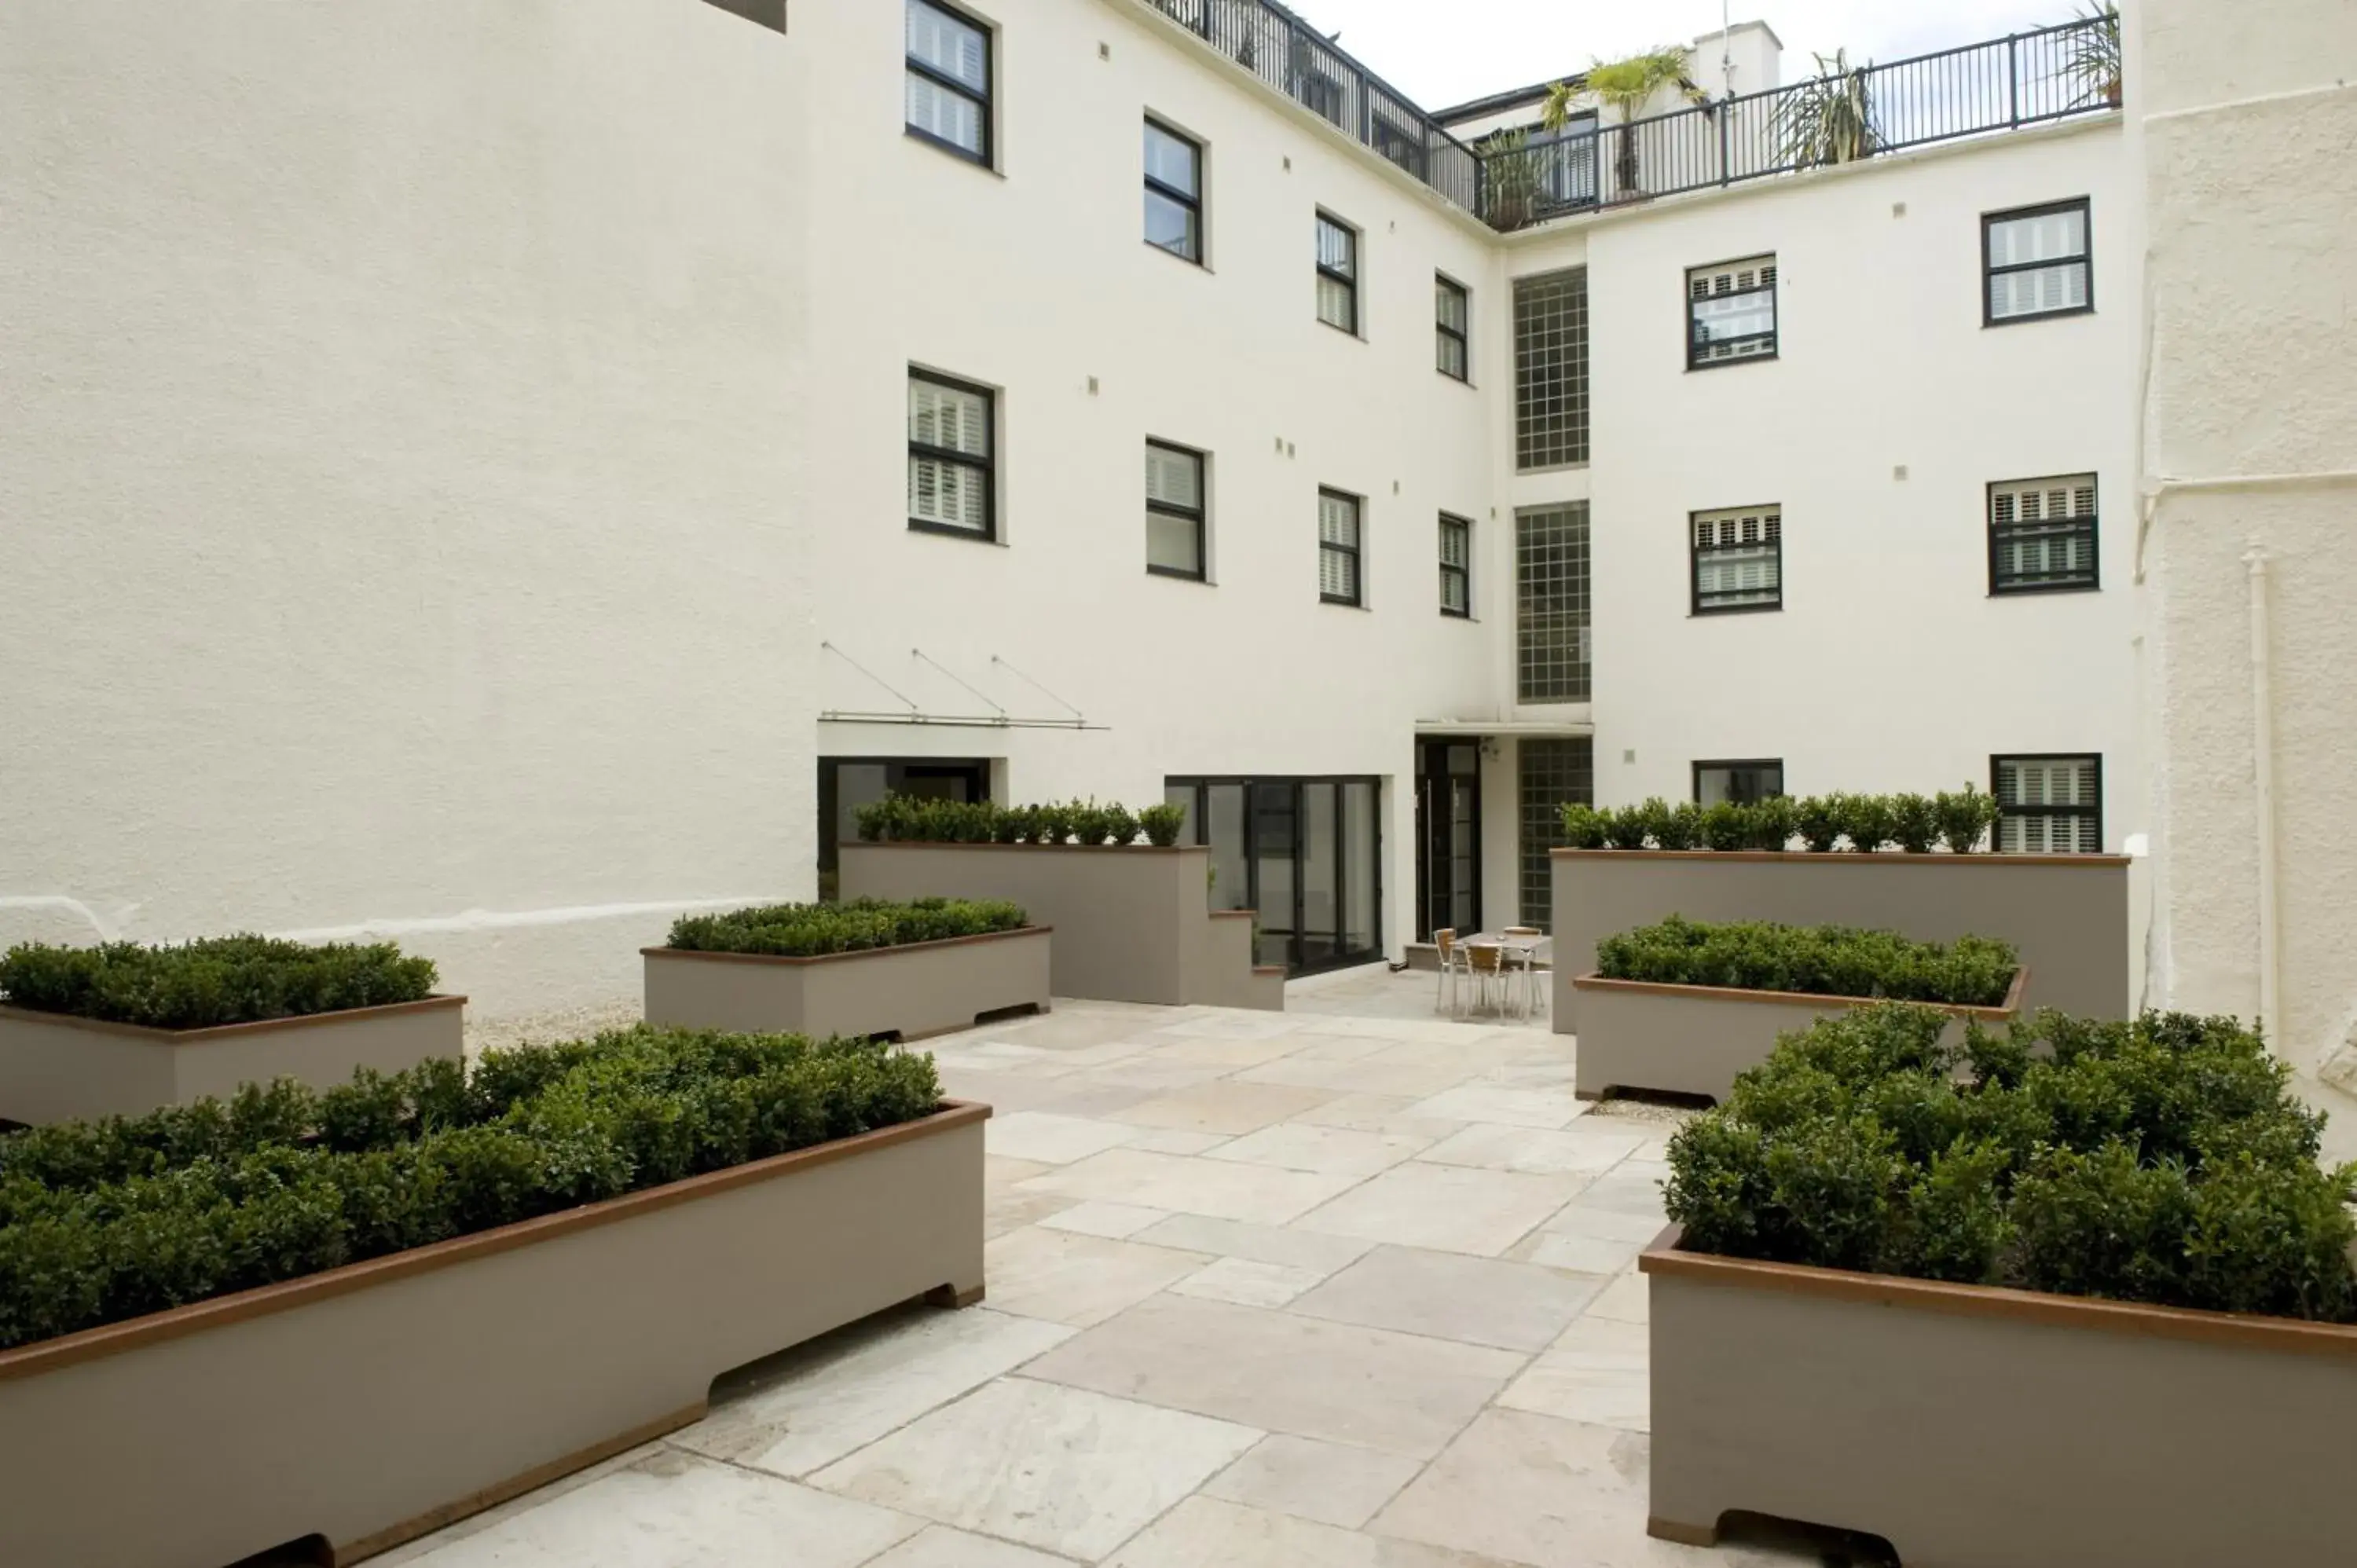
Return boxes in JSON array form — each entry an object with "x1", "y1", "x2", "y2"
[{"x1": 463, "y1": 997, "x2": 643, "y2": 1057}]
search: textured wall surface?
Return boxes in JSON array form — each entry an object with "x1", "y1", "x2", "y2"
[
  {"x1": 0, "y1": 0, "x2": 811, "y2": 1020},
  {"x1": 2136, "y1": 0, "x2": 2357, "y2": 1146}
]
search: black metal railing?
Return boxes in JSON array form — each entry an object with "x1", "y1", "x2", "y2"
[
  {"x1": 1476, "y1": 19, "x2": 2120, "y2": 229},
  {"x1": 1135, "y1": 3, "x2": 2117, "y2": 233},
  {"x1": 1139, "y1": 0, "x2": 1482, "y2": 211}
]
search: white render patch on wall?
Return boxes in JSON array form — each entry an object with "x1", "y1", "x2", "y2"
[{"x1": 0, "y1": 0, "x2": 813, "y2": 1021}]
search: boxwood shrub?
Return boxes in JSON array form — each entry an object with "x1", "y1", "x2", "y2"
[
  {"x1": 0, "y1": 936, "x2": 438, "y2": 1031},
  {"x1": 666, "y1": 897, "x2": 1027, "y2": 957},
  {"x1": 1596, "y1": 917, "x2": 2018, "y2": 1008},
  {"x1": 1561, "y1": 786, "x2": 2004, "y2": 855},
  {"x1": 856, "y1": 793, "x2": 1183, "y2": 848},
  {"x1": 1665, "y1": 1005, "x2": 2357, "y2": 1321},
  {"x1": 0, "y1": 1027, "x2": 943, "y2": 1350}
]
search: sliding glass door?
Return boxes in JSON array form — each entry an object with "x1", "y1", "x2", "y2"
[{"x1": 1166, "y1": 775, "x2": 1382, "y2": 976}]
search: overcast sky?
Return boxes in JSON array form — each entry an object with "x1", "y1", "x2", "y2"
[{"x1": 1297, "y1": 1, "x2": 2077, "y2": 109}]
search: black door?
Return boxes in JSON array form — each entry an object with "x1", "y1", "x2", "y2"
[
  {"x1": 1415, "y1": 741, "x2": 1482, "y2": 941},
  {"x1": 1167, "y1": 775, "x2": 1381, "y2": 977},
  {"x1": 817, "y1": 757, "x2": 990, "y2": 897}
]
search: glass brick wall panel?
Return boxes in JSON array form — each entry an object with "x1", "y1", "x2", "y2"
[
  {"x1": 1516, "y1": 504, "x2": 1590, "y2": 703},
  {"x1": 1514, "y1": 269, "x2": 1589, "y2": 470},
  {"x1": 1519, "y1": 738, "x2": 1593, "y2": 930}
]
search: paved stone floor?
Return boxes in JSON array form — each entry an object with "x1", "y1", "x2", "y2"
[{"x1": 383, "y1": 995, "x2": 1845, "y2": 1568}]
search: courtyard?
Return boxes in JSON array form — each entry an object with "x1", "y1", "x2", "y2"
[{"x1": 374, "y1": 975, "x2": 1842, "y2": 1568}]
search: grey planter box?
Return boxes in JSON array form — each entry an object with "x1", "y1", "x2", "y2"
[
  {"x1": 1571, "y1": 968, "x2": 2027, "y2": 1103},
  {"x1": 1642, "y1": 1224, "x2": 2357, "y2": 1567},
  {"x1": 838, "y1": 843, "x2": 1284, "y2": 1009},
  {"x1": 0, "y1": 1100, "x2": 988, "y2": 1568},
  {"x1": 0, "y1": 995, "x2": 466, "y2": 1127},
  {"x1": 643, "y1": 925, "x2": 1051, "y2": 1041},
  {"x1": 1551, "y1": 849, "x2": 2129, "y2": 1034}
]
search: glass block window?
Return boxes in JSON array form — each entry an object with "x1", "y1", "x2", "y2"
[
  {"x1": 1436, "y1": 276, "x2": 1469, "y2": 380},
  {"x1": 905, "y1": 0, "x2": 992, "y2": 165},
  {"x1": 1990, "y1": 474, "x2": 2099, "y2": 593},
  {"x1": 1144, "y1": 119, "x2": 1203, "y2": 263},
  {"x1": 907, "y1": 371, "x2": 993, "y2": 539},
  {"x1": 1316, "y1": 214, "x2": 1358, "y2": 333},
  {"x1": 1688, "y1": 255, "x2": 1778, "y2": 368},
  {"x1": 1516, "y1": 504, "x2": 1590, "y2": 703},
  {"x1": 1692, "y1": 504, "x2": 1782, "y2": 614},
  {"x1": 1514, "y1": 269, "x2": 1589, "y2": 470},
  {"x1": 1985, "y1": 199, "x2": 2091, "y2": 324},
  {"x1": 1439, "y1": 514, "x2": 1471, "y2": 617},
  {"x1": 1146, "y1": 440, "x2": 1206, "y2": 580},
  {"x1": 1519, "y1": 738, "x2": 1593, "y2": 930},
  {"x1": 1994, "y1": 753, "x2": 2102, "y2": 853},
  {"x1": 1318, "y1": 489, "x2": 1362, "y2": 606}
]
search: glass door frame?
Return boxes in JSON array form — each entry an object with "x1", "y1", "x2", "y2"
[
  {"x1": 1164, "y1": 774, "x2": 1384, "y2": 978},
  {"x1": 1413, "y1": 738, "x2": 1483, "y2": 943},
  {"x1": 817, "y1": 756, "x2": 992, "y2": 893}
]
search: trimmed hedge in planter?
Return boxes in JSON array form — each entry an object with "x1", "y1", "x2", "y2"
[
  {"x1": 857, "y1": 793, "x2": 1191, "y2": 848},
  {"x1": 1563, "y1": 786, "x2": 2003, "y2": 855},
  {"x1": 1664, "y1": 1004, "x2": 2355, "y2": 1315},
  {"x1": 0, "y1": 935, "x2": 437, "y2": 1031},
  {"x1": 1597, "y1": 917, "x2": 2018, "y2": 1009},
  {"x1": 0, "y1": 1026, "x2": 941, "y2": 1350},
  {"x1": 666, "y1": 897, "x2": 1027, "y2": 958}
]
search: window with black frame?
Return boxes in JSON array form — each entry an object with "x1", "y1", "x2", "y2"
[
  {"x1": 1993, "y1": 754, "x2": 2102, "y2": 852},
  {"x1": 1146, "y1": 441, "x2": 1207, "y2": 580},
  {"x1": 1436, "y1": 276, "x2": 1469, "y2": 380},
  {"x1": 907, "y1": 370, "x2": 994, "y2": 540},
  {"x1": 1984, "y1": 199, "x2": 2091, "y2": 324},
  {"x1": 1989, "y1": 474, "x2": 2099, "y2": 593},
  {"x1": 904, "y1": 0, "x2": 992, "y2": 165},
  {"x1": 1143, "y1": 119, "x2": 1203, "y2": 263},
  {"x1": 1318, "y1": 489, "x2": 1363, "y2": 606},
  {"x1": 1691, "y1": 504, "x2": 1781, "y2": 614},
  {"x1": 1316, "y1": 214, "x2": 1359, "y2": 334},
  {"x1": 1688, "y1": 255, "x2": 1777, "y2": 368},
  {"x1": 1694, "y1": 760, "x2": 1785, "y2": 806},
  {"x1": 1439, "y1": 514, "x2": 1472, "y2": 617}
]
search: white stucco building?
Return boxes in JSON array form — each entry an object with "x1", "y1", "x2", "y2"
[{"x1": 2, "y1": 0, "x2": 2172, "y2": 1020}]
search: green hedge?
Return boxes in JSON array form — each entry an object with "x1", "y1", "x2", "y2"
[
  {"x1": 1666, "y1": 1005, "x2": 2357, "y2": 1321},
  {"x1": 0, "y1": 1028, "x2": 942, "y2": 1350},
  {"x1": 1596, "y1": 917, "x2": 2018, "y2": 1008},
  {"x1": 856, "y1": 793, "x2": 1190, "y2": 848},
  {"x1": 1561, "y1": 786, "x2": 2004, "y2": 855},
  {"x1": 666, "y1": 897, "x2": 1027, "y2": 957},
  {"x1": 0, "y1": 936, "x2": 438, "y2": 1031}
]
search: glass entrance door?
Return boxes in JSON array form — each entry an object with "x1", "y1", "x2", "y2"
[
  {"x1": 1167, "y1": 775, "x2": 1383, "y2": 976},
  {"x1": 1415, "y1": 741, "x2": 1482, "y2": 941},
  {"x1": 817, "y1": 756, "x2": 990, "y2": 897}
]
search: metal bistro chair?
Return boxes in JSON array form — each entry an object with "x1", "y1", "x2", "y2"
[
  {"x1": 1501, "y1": 927, "x2": 1545, "y2": 1020},
  {"x1": 1464, "y1": 940, "x2": 1508, "y2": 1017},
  {"x1": 1434, "y1": 928, "x2": 1468, "y2": 1017}
]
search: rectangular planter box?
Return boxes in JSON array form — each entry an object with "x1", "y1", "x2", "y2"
[
  {"x1": 1551, "y1": 849, "x2": 2129, "y2": 1034},
  {"x1": 0, "y1": 995, "x2": 466, "y2": 1127},
  {"x1": 838, "y1": 842, "x2": 1281, "y2": 1009},
  {"x1": 0, "y1": 1100, "x2": 988, "y2": 1568},
  {"x1": 643, "y1": 925, "x2": 1051, "y2": 1041},
  {"x1": 1570, "y1": 967, "x2": 2026, "y2": 1103},
  {"x1": 1641, "y1": 1225, "x2": 2357, "y2": 1567}
]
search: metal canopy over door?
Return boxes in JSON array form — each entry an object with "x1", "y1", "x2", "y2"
[
  {"x1": 1415, "y1": 740, "x2": 1482, "y2": 941},
  {"x1": 1166, "y1": 775, "x2": 1381, "y2": 977}
]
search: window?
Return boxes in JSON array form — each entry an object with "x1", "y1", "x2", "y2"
[
  {"x1": 1694, "y1": 760, "x2": 1785, "y2": 806},
  {"x1": 1691, "y1": 504, "x2": 1782, "y2": 614},
  {"x1": 1144, "y1": 119, "x2": 1202, "y2": 263},
  {"x1": 1436, "y1": 276, "x2": 1470, "y2": 380},
  {"x1": 1688, "y1": 256, "x2": 1778, "y2": 368},
  {"x1": 1438, "y1": 515, "x2": 1472, "y2": 617},
  {"x1": 1166, "y1": 775, "x2": 1381, "y2": 976},
  {"x1": 1516, "y1": 504, "x2": 1590, "y2": 702},
  {"x1": 1315, "y1": 214, "x2": 1358, "y2": 334},
  {"x1": 1985, "y1": 199, "x2": 2091, "y2": 324},
  {"x1": 1146, "y1": 441, "x2": 1206, "y2": 580},
  {"x1": 1514, "y1": 269, "x2": 1589, "y2": 469},
  {"x1": 1993, "y1": 754, "x2": 2102, "y2": 853},
  {"x1": 907, "y1": 371, "x2": 993, "y2": 540},
  {"x1": 1318, "y1": 489, "x2": 1363, "y2": 606},
  {"x1": 1989, "y1": 474, "x2": 2099, "y2": 594},
  {"x1": 1519, "y1": 738, "x2": 1593, "y2": 930},
  {"x1": 905, "y1": 0, "x2": 992, "y2": 165}
]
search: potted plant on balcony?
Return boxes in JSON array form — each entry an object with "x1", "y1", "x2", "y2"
[
  {"x1": 1644, "y1": 1004, "x2": 2357, "y2": 1566},
  {"x1": 1543, "y1": 46, "x2": 1698, "y2": 198},
  {"x1": 0, "y1": 1027, "x2": 984, "y2": 1568},
  {"x1": 1773, "y1": 49, "x2": 1882, "y2": 168},
  {"x1": 2063, "y1": 2, "x2": 2123, "y2": 108},
  {"x1": 0, "y1": 935, "x2": 461, "y2": 1127}
]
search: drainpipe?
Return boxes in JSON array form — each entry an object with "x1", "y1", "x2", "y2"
[{"x1": 2244, "y1": 545, "x2": 2280, "y2": 1039}]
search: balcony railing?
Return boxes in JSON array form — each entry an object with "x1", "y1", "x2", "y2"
[{"x1": 1138, "y1": 4, "x2": 2118, "y2": 233}]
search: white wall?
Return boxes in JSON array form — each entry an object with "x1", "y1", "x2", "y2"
[
  {"x1": 0, "y1": 0, "x2": 812, "y2": 1022},
  {"x1": 2134, "y1": 0, "x2": 2357, "y2": 1149}
]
